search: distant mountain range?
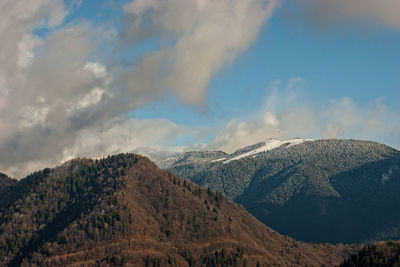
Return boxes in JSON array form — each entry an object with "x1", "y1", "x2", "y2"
[
  {"x1": 160, "y1": 139, "x2": 400, "y2": 244},
  {"x1": 0, "y1": 154, "x2": 354, "y2": 266}
]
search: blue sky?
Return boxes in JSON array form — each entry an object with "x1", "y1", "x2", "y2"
[
  {"x1": 69, "y1": 0, "x2": 400, "y2": 113},
  {"x1": 0, "y1": 0, "x2": 399, "y2": 177},
  {"x1": 130, "y1": 0, "x2": 400, "y2": 144}
]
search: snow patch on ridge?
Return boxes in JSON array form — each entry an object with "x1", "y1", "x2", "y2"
[
  {"x1": 210, "y1": 157, "x2": 227, "y2": 163},
  {"x1": 222, "y1": 138, "x2": 313, "y2": 164}
]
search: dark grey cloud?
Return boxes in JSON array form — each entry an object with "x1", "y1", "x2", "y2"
[{"x1": 285, "y1": 0, "x2": 400, "y2": 30}]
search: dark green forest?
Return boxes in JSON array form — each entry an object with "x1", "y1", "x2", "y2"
[
  {"x1": 340, "y1": 240, "x2": 400, "y2": 267},
  {"x1": 164, "y1": 139, "x2": 400, "y2": 243}
]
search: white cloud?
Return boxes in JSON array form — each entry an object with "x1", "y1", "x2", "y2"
[
  {"x1": 1, "y1": 0, "x2": 280, "y2": 178},
  {"x1": 264, "y1": 111, "x2": 279, "y2": 127},
  {"x1": 61, "y1": 117, "x2": 194, "y2": 161},
  {"x1": 84, "y1": 62, "x2": 108, "y2": 78},
  {"x1": 0, "y1": 1, "x2": 113, "y2": 177},
  {"x1": 2, "y1": 116, "x2": 198, "y2": 178},
  {"x1": 208, "y1": 118, "x2": 285, "y2": 153},
  {"x1": 207, "y1": 79, "x2": 400, "y2": 153},
  {"x1": 122, "y1": 0, "x2": 279, "y2": 105},
  {"x1": 0, "y1": 0, "x2": 278, "y2": 178}
]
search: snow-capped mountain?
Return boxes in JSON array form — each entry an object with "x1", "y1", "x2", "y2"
[
  {"x1": 221, "y1": 138, "x2": 313, "y2": 164},
  {"x1": 159, "y1": 139, "x2": 400, "y2": 244},
  {"x1": 158, "y1": 138, "x2": 313, "y2": 168}
]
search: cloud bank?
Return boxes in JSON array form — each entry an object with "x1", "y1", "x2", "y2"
[
  {"x1": 0, "y1": 0, "x2": 278, "y2": 178},
  {"x1": 209, "y1": 79, "x2": 400, "y2": 153}
]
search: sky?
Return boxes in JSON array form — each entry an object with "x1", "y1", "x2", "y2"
[{"x1": 0, "y1": 0, "x2": 399, "y2": 178}]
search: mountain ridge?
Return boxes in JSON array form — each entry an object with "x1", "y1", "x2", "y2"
[
  {"x1": 158, "y1": 138, "x2": 313, "y2": 168},
  {"x1": 161, "y1": 139, "x2": 400, "y2": 243}
]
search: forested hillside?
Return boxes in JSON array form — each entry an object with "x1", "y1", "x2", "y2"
[
  {"x1": 340, "y1": 240, "x2": 400, "y2": 267},
  {"x1": 0, "y1": 154, "x2": 353, "y2": 266},
  {"x1": 163, "y1": 139, "x2": 400, "y2": 243},
  {"x1": 0, "y1": 173, "x2": 15, "y2": 193}
]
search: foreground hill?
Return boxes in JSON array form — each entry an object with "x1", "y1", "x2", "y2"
[
  {"x1": 161, "y1": 139, "x2": 400, "y2": 243},
  {"x1": 0, "y1": 154, "x2": 352, "y2": 266}
]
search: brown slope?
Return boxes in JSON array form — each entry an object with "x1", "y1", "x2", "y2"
[{"x1": 0, "y1": 154, "x2": 354, "y2": 266}]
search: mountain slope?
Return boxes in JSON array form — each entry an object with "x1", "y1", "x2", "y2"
[
  {"x1": 340, "y1": 240, "x2": 400, "y2": 267},
  {"x1": 162, "y1": 139, "x2": 400, "y2": 243},
  {"x1": 0, "y1": 154, "x2": 353, "y2": 266}
]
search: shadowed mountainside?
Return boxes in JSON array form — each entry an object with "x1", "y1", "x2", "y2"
[
  {"x1": 340, "y1": 240, "x2": 400, "y2": 267},
  {"x1": 162, "y1": 139, "x2": 400, "y2": 243}
]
